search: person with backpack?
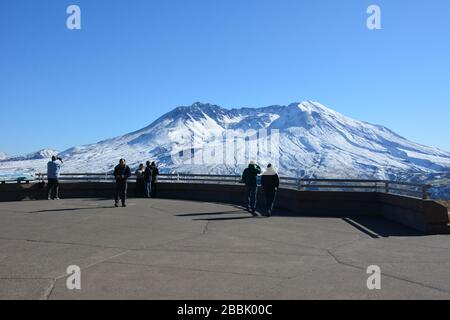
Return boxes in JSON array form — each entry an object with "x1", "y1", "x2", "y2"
[
  {"x1": 114, "y1": 158, "x2": 131, "y2": 207},
  {"x1": 144, "y1": 161, "x2": 153, "y2": 198},
  {"x1": 150, "y1": 161, "x2": 159, "y2": 198},
  {"x1": 261, "y1": 164, "x2": 280, "y2": 217},
  {"x1": 47, "y1": 156, "x2": 63, "y2": 200},
  {"x1": 241, "y1": 161, "x2": 262, "y2": 216}
]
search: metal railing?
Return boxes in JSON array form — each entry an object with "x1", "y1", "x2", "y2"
[
  {"x1": 0, "y1": 175, "x2": 34, "y2": 184},
  {"x1": 29, "y1": 172, "x2": 431, "y2": 200}
]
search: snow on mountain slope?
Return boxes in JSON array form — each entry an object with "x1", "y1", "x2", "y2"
[
  {"x1": 0, "y1": 152, "x2": 9, "y2": 161},
  {"x1": 1, "y1": 102, "x2": 449, "y2": 185},
  {"x1": 0, "y1": 149, "x2": 60, "y2": 175},
  {"x1": 4, "y1": 149, "x2": 59, "y2": 161}
]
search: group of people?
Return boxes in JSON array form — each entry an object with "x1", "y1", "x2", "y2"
[
  {"x1": 241, "y1": 161, "x2": 280, "y2": 217},
  {"x1": 134, "y1": 162, "x2": 160, "y2": 198},
  {"x1": 46, "y1": 156, "x2": 280, "y2": 216},
  {"x1": 46, "y1": 157, "x2": 159, "y2": 207}
]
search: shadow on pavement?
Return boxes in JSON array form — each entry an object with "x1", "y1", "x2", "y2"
[
  {"x1": 176, "y1": 210, "x2": 244, "y2": 217},
  {"x1": 181, "y1": 205, "x2": 426, "y2": 237},
  {"x1": 30, "y1": 206, "x2": 114, "y2": 213},
  {"x1": 193, "y1": 216, "x2": 257, "y2": 221},
  {"x1": 341, "y1": 216, "x2": 424, "y2": 238}
]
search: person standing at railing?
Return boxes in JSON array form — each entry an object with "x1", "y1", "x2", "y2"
[
  {"x1": 47, "y1": 156, "x2": 64, "y2": 200},
  {"x1": 144, "y1": 161, "x2": 152, "y2": 198},
  {"x1": 261, "y1": 164, "x2": 280, "y2": 217},
  {"x1": 135, "y1": 164, "x2": 145, "y2": 198},
  {"x1": 150, "y1": 161, "x2": 159, "y2": 198},
  {"x1": 241, "y1": 161, "x2": 262, "y2": 216},
  {"x1": 114, "y1": 159, "x2": 131, "y2": 207}
]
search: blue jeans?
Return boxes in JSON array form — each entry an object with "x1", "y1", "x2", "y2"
[
  {"x1": 145, "y1": 182, "x2": 152, "y2": 198},
  {"x1": 247, "y1": 186, "x2": 257, "y2": 210}
]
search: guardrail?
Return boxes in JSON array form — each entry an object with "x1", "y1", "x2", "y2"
[
  {"x1": 0, "y1": 176, "x2": 34, "y2": 184},
  {"x1": 28, "y1": 173, "x2": 432, "y2": 200}
]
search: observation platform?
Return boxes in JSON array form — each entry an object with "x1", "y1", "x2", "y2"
[{"x1": 0, "y1": 176, "x2": 449, "y2": 299}]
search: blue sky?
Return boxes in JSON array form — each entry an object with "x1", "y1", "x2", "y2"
[{"x1": 1, "y1": 0, "x2": 449, "y2": 155}]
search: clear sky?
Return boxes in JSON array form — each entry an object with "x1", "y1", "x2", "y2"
[{"x1": 1, "y1": 0, "x2": 449, "y2": 155}]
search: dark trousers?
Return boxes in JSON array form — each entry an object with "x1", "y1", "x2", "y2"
[
  {"x1": 246, "y1": 186, "x2": 257, "y2": 210},
  {"x1": 47, "y1": 179, "x2": 59, "y2": 199},
  {"x1": 264, "y1": 188, "x2": 277, "y2": 212},
  {"x1": 115, "y1": 181, "x2": 128, "y2": 205},
  {"x1": 135, "y1": 179, "x2": 145, "y2": 197},
  {"x1": 151, "y1": 182, "x2": 157, "y2": 198}
]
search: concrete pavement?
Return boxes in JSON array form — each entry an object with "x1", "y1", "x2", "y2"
[{"x1": 0, "y1": 198, "x2": 449, "y2": 299}]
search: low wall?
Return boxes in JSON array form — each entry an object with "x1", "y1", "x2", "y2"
[
  {"x1": 0, "y1": 182, "x2": 448, "y2": 234},
  {"x1": 378, "y1": 193, "x2": 449, "y2": 234},
  {"x1": 276, "y1": 188, "x2": 380, "y2": 217}
]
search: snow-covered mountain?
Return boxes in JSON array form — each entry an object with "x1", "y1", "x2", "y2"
[
  {"x1": 3, "y1": 149, "x2": 59, "y2": 162},
  {"x1": 1, "y1": 101, "x2": 450, "y2": 187},
  {"x1": 0, "y1": 149, "x2": 59, "y2": 175}
]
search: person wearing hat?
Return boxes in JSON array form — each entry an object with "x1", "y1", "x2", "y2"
[{"x1": 261, "y1": 163, "x2": 280, "y2": 217}]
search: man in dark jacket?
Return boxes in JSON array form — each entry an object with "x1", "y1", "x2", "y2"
[
  {"x1": 261, "y1": 164, "x2": 280, "y2": 217},
  {"x1": 241, "y1": 161, "x2": 262, "y2": 216},
  {"x1": 114, "y1": 158, "x2": 131, "y2": 207}
]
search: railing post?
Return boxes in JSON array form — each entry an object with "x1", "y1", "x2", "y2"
[{"x1": 385, "y1": 181, "x2": 390, "y2": 194}]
